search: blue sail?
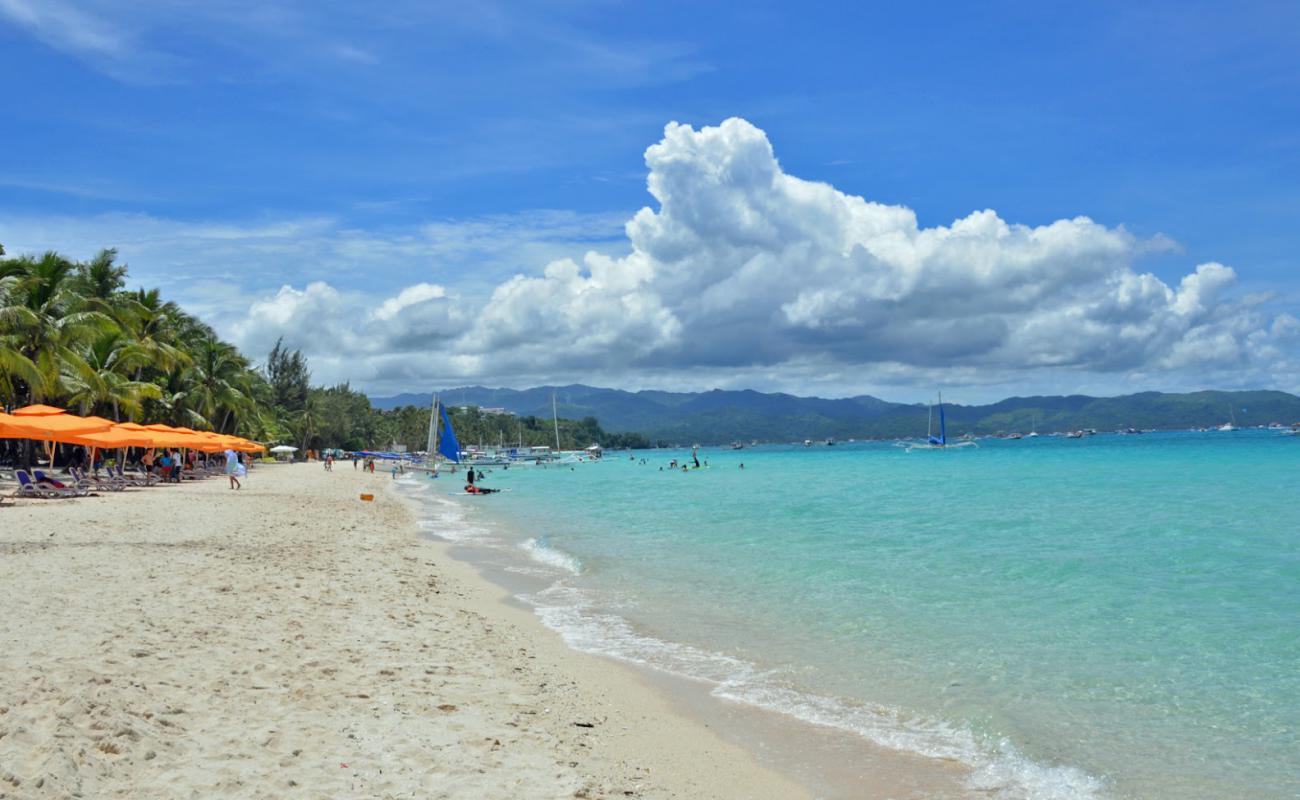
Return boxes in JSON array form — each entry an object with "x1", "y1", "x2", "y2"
[
  {"x1": 927, "y1": 399, "x2": 947, "y2": 445},
  {"x1": 438, "y1": 404, "x2": 461, "y2": 463}
]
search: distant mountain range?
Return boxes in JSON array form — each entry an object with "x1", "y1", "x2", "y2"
[{"x1": 368, "y1": 386, "x2": 1300, "y2": 444}]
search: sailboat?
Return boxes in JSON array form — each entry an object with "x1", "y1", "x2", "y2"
[
  {"x1": 1217, "y1": 405, "x2": 1238, "y2": 432},
  {"x1": 425, "y1": 395, "x2": 462, "y2": 472},
  {"x1": 900, "y1": 392, "x2": 977, "y2": 451}
]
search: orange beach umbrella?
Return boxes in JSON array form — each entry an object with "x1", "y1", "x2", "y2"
[
  {"x1": 63, "y1": 427, "x2": 160, "y2": 450},
  {"x1": 0, "y1": 412, "x2": 112, "y2": 440},
  {"x1": 11, "y1": 404, "x2": 66, "y2": 416},
  {"x1": 0, "y1": 410, "x2": 114, "y2": 465}
]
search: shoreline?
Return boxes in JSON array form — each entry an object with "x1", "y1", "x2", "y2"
[
  {"x1": 0, "y1": 462, "x2": 809, "y2": 798},
  {"x1": 393, "y1": 471, "x2": 981, "y2": 800}
]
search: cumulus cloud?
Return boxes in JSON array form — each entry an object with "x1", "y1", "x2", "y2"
[
  {"x1": 8, "y1": 117, "x2": 1292, "y2": 396},
  {"x1": 218, "y1": 118, "x2": 1297, "y2": 395}
]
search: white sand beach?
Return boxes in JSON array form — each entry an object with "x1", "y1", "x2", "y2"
[{"x1": 0, "y1": 462, "x2": 812, "y2": 799}]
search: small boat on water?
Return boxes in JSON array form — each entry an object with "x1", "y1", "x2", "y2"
[
  {"x1": 900, "y1": 392, "x2": 977, "y2": 452},
  {"x1": 1217, "y1": 404, "x2": 1239, "y2": 431}
]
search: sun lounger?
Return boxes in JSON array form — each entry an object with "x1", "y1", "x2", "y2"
[
  {"x1": 71, "y1": 467, "x2": 125, "y2": 492},
  {"x1": 114, "y1": 464, "x2": 157, "y2": 487},
  {"x1": 34, "y1": 470, "x2": 91, "y2": 497},
  {"x1": 15, "y1": 470, "x2": 78, "y2": 499}
]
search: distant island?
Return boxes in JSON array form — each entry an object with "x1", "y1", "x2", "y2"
[{"x1": 370, "y1": 386, "x2": 1300, "y2": 445}]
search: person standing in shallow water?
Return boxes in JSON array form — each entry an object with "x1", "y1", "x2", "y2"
[{"x1": 466, "y1": 467, "x2": 476, "y2": 486}]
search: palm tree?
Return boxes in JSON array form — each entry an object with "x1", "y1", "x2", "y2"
[
  {"x1": 296, "y1": 394, "x2": 322, "y2": 453},
  {"x1": 115, "y1": 287, "x2": 191, "y2": 380},
  {"x1": 186, "y1": 336, "x2": 253, "y2": 432},
  {"x1": 155, "y1": 367, "x2": 211, "y2": 429},
  {"x1": 71, "y1": 248, "x2": 128, "y2": 310},
  {"x1": 0, "y1": 341, "x2": 43, "y2": 408},
  {"x1": 0, "y1": 251, "x2": 114, "y2": 403},
  {"x1": 62, "y1": 330, "x2": 162, "y2": 419}
]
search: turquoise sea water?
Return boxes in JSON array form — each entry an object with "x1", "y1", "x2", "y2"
[{"x1": 399, "y1": 431, "x2": 1299, "y2": 799}]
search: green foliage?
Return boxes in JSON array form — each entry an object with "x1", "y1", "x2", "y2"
[
  {"x1": 1, "y1": 244, "x2": 653, "y2": 454},
  {"x1": 266, "y1": 337, "x2": 311, "y2": 413},
  {"x1": 293, "y1": 390, "x2": 650, "y2": 453},
  {"x1": 0, "y1": 246, "x2": 258, "y2": 440}
]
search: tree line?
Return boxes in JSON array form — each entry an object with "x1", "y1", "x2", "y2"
[
  {"x1": 1, "y1": 244, "x2": 650, "y2": 455},
  {"x1": 1, "y1": 246, "x2": 277, "y2": 440}
]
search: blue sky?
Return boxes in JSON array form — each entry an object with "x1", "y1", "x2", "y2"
[{"x1": 2, "y1": 1, "x2": 1297, "y2": 401}]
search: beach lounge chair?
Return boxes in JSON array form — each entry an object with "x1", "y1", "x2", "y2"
[
  {"x1": 34, "y1": 470, "x2": 91, "y2": 497},
  {"x1": 14, "y1": 470, "x2": 77, "y2": 499},
  {"x1": 114, "y1": 464, "x2": 156, "y2": 487},
  {"x1": 71, "y1": 467, "x2": 124, "y2": 492}
]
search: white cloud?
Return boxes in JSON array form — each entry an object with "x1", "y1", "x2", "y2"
[
  {"x1": 2, "y1": 118, "x2": 1295, "y2": 398},
  {"x1": 0, "y1": 0, "x2": 182, "y2": 83},
  {"x1": 370, "y1": 283, "x2": 446, "y2": 321},
  {"x1": 0, "y1": 0, "x2": 127, "y2": 58},
  {"x1": 395, "y1": 117, "x2": 1285, "y2": 393}
]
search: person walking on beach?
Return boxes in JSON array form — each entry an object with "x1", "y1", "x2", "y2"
[{"x1": 225, "y1": 447, "x2": 241, "y2": 490}]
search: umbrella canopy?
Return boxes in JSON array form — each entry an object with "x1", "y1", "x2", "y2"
[
  {"x1": 11, "y1": 404, "x2": 66, "y2": 416},
  {"x1": 64, "y1": 427, "x2": 159, "y2": 449},
  {"x1": 116, "y1": 421, "x2": 149, "y2": 431},
  {"x1": 269, "y1": 445, "x2": 298, "y2": 453},
  {"x1": 0, "y1": 412, "x2": 113, "y2": 441}
]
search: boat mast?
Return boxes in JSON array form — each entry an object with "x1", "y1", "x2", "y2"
[
  {"x1": 427, "y1": 394, "x2": 439, "y2": 463},
  {"x1": 553, "y1": 392, "x2": 561, "y2": 452},
  {"x1": 938, "y1": 390, "x2": 945, "y2": 445}
]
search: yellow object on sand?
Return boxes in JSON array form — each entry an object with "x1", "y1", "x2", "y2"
[{"x1": 359, "y1": 493, "x2": 374, "y2": 502}]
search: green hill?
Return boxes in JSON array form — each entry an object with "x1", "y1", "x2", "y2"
[{"x1": 369, "y1": 386, "x2": 1300, "y2": 445}]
